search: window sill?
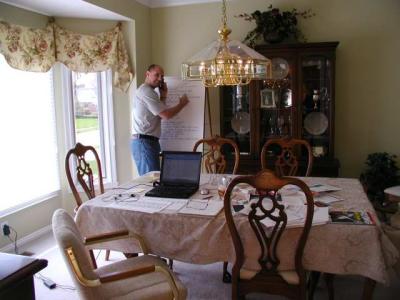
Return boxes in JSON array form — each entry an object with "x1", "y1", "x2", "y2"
[{"x1": 0, "y1": 191, "x2": 61, "y2": 219}]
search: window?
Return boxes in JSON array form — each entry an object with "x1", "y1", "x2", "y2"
[
  {"x1": 0, "y1": 55, "x2": 59, "y2": 215},
  {"x1": 63, "y1": 67, "x2": 116, "y2": 185}
]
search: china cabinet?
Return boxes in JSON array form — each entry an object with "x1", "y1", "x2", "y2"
[{"x1": 220, "y1": 42, "x2": 340, "y2": 176}]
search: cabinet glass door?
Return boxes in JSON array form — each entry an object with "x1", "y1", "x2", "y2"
[
  {"x1": 259, "y1": 57, "x2": 294, "y2": 150},
  {"x1": 301, "y1": 56, "x2": 333, "y2": 158},
  {"x1": 220, "y1": 85, "x2": 251, "y2": 155}
]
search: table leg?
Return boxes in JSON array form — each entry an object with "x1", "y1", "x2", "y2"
[
  {"x1": 361, "y1": 278, "x2": 376, "y2": 300},
  {"x1": 324, "y1": 273, "x2": 335, "y2": 300}
]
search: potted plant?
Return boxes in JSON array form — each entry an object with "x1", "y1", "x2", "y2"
[
  {"x1": 236, "y1": 4, "x2": 315, "y2": 47},
  {"x1": 360, "y1": 152, "x2": 399, "y2": 204}
]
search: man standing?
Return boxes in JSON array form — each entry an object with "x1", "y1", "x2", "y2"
[{"x1": 131, "y1": 64, "x2": 189, "y2": 175}]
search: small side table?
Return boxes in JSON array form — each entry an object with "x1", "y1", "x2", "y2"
[
  {"x1": 384, "y1": 185, "x2": 400, "y2": 228},
  {"x1": 0, "y1": 252, "x2": 48, "y2": 300}
]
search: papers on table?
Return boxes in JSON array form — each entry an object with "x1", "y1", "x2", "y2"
[
  {"x1": 103, "y1": 192, "x2": 223, "y2": 216},
  {"x1": 309, "y1": 184, "x2": 342, "y2": 193},
  {"x1": 314, "y1": 194, "x2": 343, "y2": 205},
  {"x1": 107, "y1": 198, "x2": 172, "y2": 213},
  {"x1": 140, "y1": 196, "x2": 188, "y2": 211},
  {"x1": 179, "y1": 200, "x2": 224, "y2": 217}
]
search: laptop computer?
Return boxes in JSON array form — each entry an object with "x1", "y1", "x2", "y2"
[{"x1": 145, "y1": 151, "x2": 202, "y2": 199}]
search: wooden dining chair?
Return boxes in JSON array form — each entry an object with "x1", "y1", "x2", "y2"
[
  {"x1": 193, "y1": 135, "x2": 239, "y2": 282},
  {"x1": 65, "y1": 142, "x2": 110, "y2": 265},
  {"x1": 261, "y1": 138, "x2": 335, "y2": 299},
  {"x1": 223, "y1": 169, "x2": 314, "y2": 300},
  {"x1": 193, "y1": 135, "x2": 240, "y2": 175},
  {"x1": 261, "y1": 137, "x2": 313, "y2": 176}
]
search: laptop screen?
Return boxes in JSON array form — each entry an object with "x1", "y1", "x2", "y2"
[{"x1": 160, "y1": 151, "x2": 202, "y2": 186}]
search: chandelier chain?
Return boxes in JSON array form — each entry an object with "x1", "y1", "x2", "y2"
[{"x1": 221, "y1": 0, "x2": 227, "y2": 27}]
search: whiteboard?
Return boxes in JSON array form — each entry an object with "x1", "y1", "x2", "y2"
[{"x1": 159, "y1": 77, "x2": 205, "y2": 151}]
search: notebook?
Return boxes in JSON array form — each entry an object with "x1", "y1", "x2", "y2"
[{"x1": 145, "y1": 151, "x2": 202, "y2": 199}]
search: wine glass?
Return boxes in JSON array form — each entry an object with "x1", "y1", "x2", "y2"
[{"x1": 218, "y1": 176, "x2": 232, "y2": 200}]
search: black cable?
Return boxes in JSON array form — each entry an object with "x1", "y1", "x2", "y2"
[
  {"x1": 111, "y1": 183, "x2": 153, "y2": 190},
  {"x1": 6, "y1": 225, "x2": 18, "y2": 254}
]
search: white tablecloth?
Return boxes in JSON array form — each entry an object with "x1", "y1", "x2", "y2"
[{"x1": 75, "y1": 174, "x2": 398, "y2": 284}]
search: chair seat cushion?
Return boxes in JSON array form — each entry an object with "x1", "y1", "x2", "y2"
[
  {"x1": 240, "y1": 268, "x2": 299, "y2": 285},
  {"x1": 96, "y1": 255, "x2": 187, "y2": 300}
]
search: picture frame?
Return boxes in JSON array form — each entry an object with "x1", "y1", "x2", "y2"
[{"x1": 260, "y1": 88, "x2": 276, "y2": 108}]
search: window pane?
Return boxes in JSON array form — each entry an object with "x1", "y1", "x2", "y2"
[
  {"x1": 0, "y1": 55, "x2": 59, "y2": 212},
  {"x1": 71, "y1": 72, "x2": 102, "y2": 178}
]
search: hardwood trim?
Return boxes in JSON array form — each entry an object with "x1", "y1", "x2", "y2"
[
  {"x1": 84, "y1": 230, "x2": 129, "y2": 244},
  {"x1": 84, "y1": 231, "x2": 149, "y2": 254},
  {"x1": 99, "y1": 265, "x2": 155, "y2": 283}
]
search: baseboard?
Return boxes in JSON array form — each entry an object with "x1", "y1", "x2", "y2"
[{"x1": 0, "y1": 224, "x2": 52, "y2": 253}]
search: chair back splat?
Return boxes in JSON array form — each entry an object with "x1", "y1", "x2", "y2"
[
  {"x1": 261, "y1": 138, "x2": 313, "y2": 177},
  {"x1": 65, "y1": 143, "x2": 104, "y2": 208},
  {"x1": 193, "y1": 135, "x2": 240, "y2": 174}
]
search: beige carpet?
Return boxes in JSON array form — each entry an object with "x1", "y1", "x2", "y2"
[{"x1": 34, "y1": 247, "x2": 400, "y2": 300}]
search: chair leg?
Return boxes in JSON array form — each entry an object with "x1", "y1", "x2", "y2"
[
  {"x1": 323, "y1": 273, "x2": 335, "y2": 300},
  {"x1": 222, "y1": 261, "x2": 232, "y2": 283},
  {"x1": 105, "y1": 250, "x2": 110, "y2": 261},
  {"x1": 307, "y1": 271, "x2": 321, "y2": 300},
  {"x1": 89, "y1": 249, "x2": 97, "y2": 269},
  {"x1": 123, "y1": 252, "x2": 139, "y2": 258},
  {"x1": 362, "y1": 278, "x2": 376, "y2": 300}
]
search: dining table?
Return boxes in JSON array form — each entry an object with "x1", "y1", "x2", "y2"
[{"x1": 75, "y1": 172, "x2": 399, "y2": 299}]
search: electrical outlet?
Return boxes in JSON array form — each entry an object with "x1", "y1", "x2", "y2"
[{"x1": 1, "y1": 221, "x2": 9, "y2": 236}]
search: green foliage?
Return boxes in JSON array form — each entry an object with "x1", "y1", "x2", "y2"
[
  {"x1": 76, "y1": 116, "x2": 98, "y2": 132},
  {"x1": 236, "y1": 4, "x2": 315, "y2": 47},
  {"x1": 360, "y1": 152, "x2": 399, "y2": 203}
]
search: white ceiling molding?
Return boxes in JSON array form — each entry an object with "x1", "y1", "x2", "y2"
[
  {"x1": 136, "y1": 0, "x2": 222, "y2": 8},
  {"x1": 0, "y1": 0, "x2": 225, "y2": 19},
  {"x1": 0, "y1": 0, "x2": 130, "y2": 20}
]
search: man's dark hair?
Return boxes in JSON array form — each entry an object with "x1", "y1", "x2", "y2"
[{"x1": 147, "y1": 64, "x2": 161, "y2": 71}]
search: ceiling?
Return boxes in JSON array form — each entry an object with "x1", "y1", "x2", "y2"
[{"x1": 0, "y1": 0, "x2": 221, "y2": 20}]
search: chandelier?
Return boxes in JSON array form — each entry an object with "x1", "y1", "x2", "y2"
[{"x1": 181, "y1": 0, "x2": 271, "y2": 87}]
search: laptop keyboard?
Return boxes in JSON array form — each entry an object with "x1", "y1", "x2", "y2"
[{"x1": 146, "y1": 186, "x2": 197, "y2": 198}]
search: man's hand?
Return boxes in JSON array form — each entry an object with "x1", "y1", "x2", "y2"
[
  {"x1": 179, "y1": 94, "x2": 189, "y2": 107},
  {"x1": 158, "y1": 94, "x2": 190, "y2": 120}
]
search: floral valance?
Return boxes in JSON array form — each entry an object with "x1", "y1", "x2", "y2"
[
  {"x1": 0, "y1": 21, "x2": 55, "y2": 71},
  {"x1": 0, "y1": 21, "x2": 133, "y2": 92}
]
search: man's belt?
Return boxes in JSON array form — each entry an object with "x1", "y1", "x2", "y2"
[{"x1": 132, "y1": 134, "x2": 159, "y2": 142}]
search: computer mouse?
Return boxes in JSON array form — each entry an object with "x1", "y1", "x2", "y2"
[{"x1": 200, "y1": 188, "x2": 209, "y2": 195}]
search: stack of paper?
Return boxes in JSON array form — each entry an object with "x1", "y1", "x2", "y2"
[
  {"x1": 309, "y1": 184, "x2": 342, "y2": 193},
  {"x1": 314, "y1": 194, "x2": 343, "y2": 205}
]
